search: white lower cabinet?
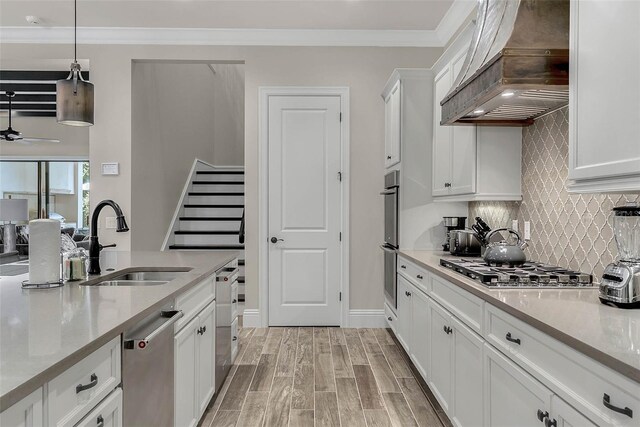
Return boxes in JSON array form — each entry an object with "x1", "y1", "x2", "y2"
[
  {"x1": 0, "y1": 388, "x2": 43, "y2": 427},
  {"x1": 451, "y1": 315, "x2": 483, "y2": 427},
  {"x1": 427, "y1": 298, "x2": 453, "y2": 413},
  {"x1": 484, "y1": 344, "x2": 552, "y2": 427},
  {"x1": 396, "y1": 275, "x2": 413, "y2": 351},
  {"x1": 175, "y1": 299, "x2": 217, "y2": 427},
  {"x1": 75, "y1": 388, "x2": 123, "y2": 427},
  {"x1": 552, "y1": 395, "x2": 598, "y2": 427},
  {"x1": 410, "y1": 288, "x2": 429, "y2": 380}
]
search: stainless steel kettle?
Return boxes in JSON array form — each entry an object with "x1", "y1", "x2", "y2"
[{"x1": 482, "y1": 228, "x2": 528, "y2": 266}]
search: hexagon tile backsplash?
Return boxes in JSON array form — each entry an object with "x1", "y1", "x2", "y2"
[{"x1": 469, "y1": 108, "x2": 640, "y2": 279}]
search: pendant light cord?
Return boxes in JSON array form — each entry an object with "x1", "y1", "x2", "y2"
[{"x1": 74, "y1": 0, "x2": 77, "y2": 63}]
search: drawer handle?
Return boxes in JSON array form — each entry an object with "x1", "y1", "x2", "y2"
[
  {"x1": 603, "y1": 393, "x2": 633, "y2": 418},
  {"x1": 405, "y1": 291, "x2": 412, "y2": 297},
  {"x1": 387, "y1": 317, "x2": 392, "y2": 321},
  {"x1": 233, "y1": 336, "x2": 238, "y2": 341},
  {"x1": 505, "y1": 332, "x2": 521, "y2": 345},
  {"x1": 417, "y1": 274, "x2": 424, "y2": 280},
  {"x1": 400, "y1": 265, "x2": 407, "y2": 269},
  {"x1": 536, "y1": 409, "x2": 549, "y2": 422},
  {"x1": 443, "y1": 326, "x2": 453, "y2": 335},
  {"x1": 96, "y1": 415, "x2": 104, "y2": 427},
  {"x1": 76, "y1": 373, "x2": 98, "y2": 394},
  {"x1": 197, "y1": 325, "x2": 207, "y2": 335},
  {"x1": 544, "y1": 418, "x2": 557, "y2": 427}
]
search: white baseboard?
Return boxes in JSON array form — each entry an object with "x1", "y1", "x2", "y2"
[
  {"x1": 348, "y1": 309, "x2": 386, "y2": 328},
  {"x1": 242, "y1": 309, "x2": 261, "y2": 328}
]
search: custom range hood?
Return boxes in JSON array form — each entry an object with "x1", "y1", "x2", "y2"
[{"x1": 441, "y1": 0, "x2": 569, "y2": 126}]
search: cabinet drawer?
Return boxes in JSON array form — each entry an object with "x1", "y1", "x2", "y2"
[
  {"x1": 75, "y1": 388, "x2": 122, "y2": 427},
  {"x1": 48, "y1": 336, "x2": 121, "y2": 427},
  {"x1": 384, "y1": 302, "x2": 397, "y2": 333},
  {"x1": 485, "y1": 305, "x2": 640, "y2": 426},
  {"x1": 397, "y1": 257, "x2": 429, "y2": 294},
  {"x1": 176, "y1": 275, "x2": 215, "y2": 331},
  {"x1": 231, "y1": 317, "x2": 239, "y2": 363},
  {"x1": 431, "y1": 274, "x2": 483, "y2": 334},
  {"x1": 231, "y1": 281, "x2": 239, "y2": 320},
  {"x1": 0, "y1": 387, "x2": 43, "y2": 427}
]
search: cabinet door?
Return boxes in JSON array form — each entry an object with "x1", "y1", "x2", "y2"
[
  {"x1": 432, "y1": 66, "x2": 452, "y2": 196},
  {"x1": 410, "y1": 287, "x2": 430, "y2": 381},
  {"x1": 484, "y1": 344, "x2": 552, "y2": 427},
  {"x1": 197, "y1": 302, "x2": 216, "y2": 416},
  {"x1": 449, "y1": 48, "x2": 477, "y2": 196},
  {"x1": 175, "y1": 317, "x2": 199, "y2": 427},
  {"x1": 551, "y1": 395, "x2": 598, "y2": 427},
  {"x1": 451, "y1": 316, "x2": 483, "y2": 427},
  {"x1": 569, "y1": 0, "x2": 640, "y2": 188},
  {"x1": 385, "y1": 80, "x2": 401, "y2": 168},
  {"x1": 75, "y1": 388, "x2": 123, "y2": 427},
  {"x1": 428, "y1": 299, "x2": 453, "y2": 412},
  {"x1": 395, "y1": 275, "x2": 413, "y2": 351},
  {"x1": 0, "y1": 388, "x2": 43, "y2": 427}
]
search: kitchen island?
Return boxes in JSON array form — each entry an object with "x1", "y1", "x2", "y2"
[{"x1": 0, "y1": 250, "x2": 239, "y2": 413}]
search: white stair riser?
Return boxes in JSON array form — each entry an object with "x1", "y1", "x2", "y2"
[
  {"x1": 183, "y1": 207, "x2": 244, "y2": 217},
  {"x1": 194, "y1": 174, "x2": 244, "y2": 182},
  {"x1": 188, "y1": 195, "x2": 244, "y2": 205},
  {"x1": 174, "y1": 234, "x2": 241, "y2": 245},
  {"x1": 191, "y1": 184, "x2": 244, "y2": 192},
  {"x1": 179, "y1": 220, "x2": 241, "y2": 231},
  {"x1": 238, "y1": 283, "x2": 245, "y2": 296},
  {"x1": 238, "y1": 265, "x2": 245, "y2": 276}
]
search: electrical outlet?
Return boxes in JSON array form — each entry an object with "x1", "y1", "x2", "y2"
[
  {"x1": 524, "y1": 221, "x2": 531, "y2": 240},
  {"x1": 512, "y1": 220, "x2": 519, "y2": 233},
  {"x1": 105, "y1": 217, "x2": 117, "y2": 229}
]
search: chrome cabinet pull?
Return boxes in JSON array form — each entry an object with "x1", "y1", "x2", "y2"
[
  {"x1": 76, "y1": 373, "x2": 98, "y2": 394},
  {"x1": 505, "y1": 332, "x2": 521, "y2": 345},
  {"x1": 603, "y1": 393, "x2": 633, "y2": 418}
]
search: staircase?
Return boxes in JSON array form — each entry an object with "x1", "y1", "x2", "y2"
[{"x1": 163, "y1": 159, "x2": 245, "y2": 300}]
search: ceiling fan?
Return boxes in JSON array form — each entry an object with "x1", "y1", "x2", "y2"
[{"x1": 1, "y1": 91, "x2": 60, "y2": 144}]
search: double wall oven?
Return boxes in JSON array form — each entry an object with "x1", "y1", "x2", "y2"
[{"x1": 381, "y1": 170, "x2": 399, "y2": 311}]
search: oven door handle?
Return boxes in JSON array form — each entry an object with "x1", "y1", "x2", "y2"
[
  {"x1": 380, "y1": 245, "x2": 397, "y2": 253},
  {"x1": 380, "y1": 189, "x2": 397, "y2": 195}
]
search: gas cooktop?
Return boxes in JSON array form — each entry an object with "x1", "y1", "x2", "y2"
[{"x1": 440, "y1": 258, "x2": 594, "y2": 288}]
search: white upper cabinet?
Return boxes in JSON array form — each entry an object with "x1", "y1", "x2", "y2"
[
  {"x1": 567, "y1": 0, "x2": 640, "y2": 193},
  {"x1": 384, "y1": 80, "x2": 402, "y2": 168},
  {"x1": 432, "y1": 42, "x2": 523, "y2": 201}
]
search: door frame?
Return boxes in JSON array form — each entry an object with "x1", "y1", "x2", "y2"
[{"x1": 258, "y1": 86, "x2": 350, "y2": 327}]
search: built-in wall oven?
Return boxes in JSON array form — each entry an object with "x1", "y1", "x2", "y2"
[{"x1": 381, "y1": 170, "x2": 399, "y2": 311}]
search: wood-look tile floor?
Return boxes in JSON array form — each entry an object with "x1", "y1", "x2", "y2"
[{"x1": 200, "y1": 326, "x2": 445, "y2": 427}]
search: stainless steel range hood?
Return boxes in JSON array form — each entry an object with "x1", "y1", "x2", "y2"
[{"x1": 441, "y1": 0, "x2": 569, "y2": 126}]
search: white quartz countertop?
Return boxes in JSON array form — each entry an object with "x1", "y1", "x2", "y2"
[
  {"x1": 0, "y1": 250, "x2": 239, "y2": 411},
  {"x1": 399, "y1": 250, "x2": 640, "y2": 383}
]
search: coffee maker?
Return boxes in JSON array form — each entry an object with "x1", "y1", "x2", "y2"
[
  {"x1": 442, "y1": 217, "x2": 466, "y2": 251},
  {"x1": 599, "y1": 203, "x2": 640, "y2": 308}
]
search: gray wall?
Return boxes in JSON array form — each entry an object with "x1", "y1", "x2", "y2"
[
  {"x1": 131, "y1": 62, "x2": 244, "y2": 250},
  {"x1": 0, "y1": 43, "x2": 443, "y2": 312}
]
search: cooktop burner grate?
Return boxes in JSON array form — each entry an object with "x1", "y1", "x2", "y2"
[{"x1": 439, "y1": 258, "x2": 594, "y2": 287}]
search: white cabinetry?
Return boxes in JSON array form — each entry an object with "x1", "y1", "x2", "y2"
[
  {"x1": 174, "y1": 298, "x2": 216, "y2": 427},
  {"x1": 75, "y1": 387, "x2": 123, "y2": 427},
  {"x1": 384, "y1": 80, "x2": 401, "y2": 168},
  {"x1": 427, "y1": 298, "x2": 453, "y2": 413},
  {"x1": 410, "y1": 288, "x2": 430, "y2": 380},
  {"x1": 0, "y1": 388, "x2": 43, "y2": 427},
  {"x1": 395, "y1": 275, "x2": 413, "y2": 351},
  {"x1": 552, "y1": 395, "x2": 598, "y2": 427},
  {"x1": 450, "y1": 315, "x2": 483, "y2": 427},
  {"x1": 568, "y1": 0, "x2": 640, "y2": 193},
  {"x1": 432, "y1": 45, "x2": 522, "y2": 201}
]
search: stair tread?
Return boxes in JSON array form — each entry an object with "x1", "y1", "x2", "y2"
[
  {"x1": 238, "y1": 259, "x2": 245, "y2": 266},
  {"x1": 188, "y1": 192, "x2": 244, "y2": 196},
  {"x1": 169, "y1": 244, "x2": 245, "y2": 250},
  {"x1": 184, "y1": 204, "x2": 244, "y2": 208},
  {"x1": 180, "y1": 217, "x2": 242, "y2": 221},
  {"x1": 192, "y1": 181, "x2": 244, "y2": 185},
  {"x1": 175, "y1": 230, "x2": 239, "y2": 235},
  {"x1": 196, "y1": 170, "x2": 244, "y2": 175}
]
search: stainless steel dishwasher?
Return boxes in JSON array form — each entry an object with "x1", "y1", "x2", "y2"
[
  {"x1": 122, "y1": 304, "x2": 183, "y2": 426},
  {"x1": 215, "y1": 263, "x2": 238, "y2": 392}
]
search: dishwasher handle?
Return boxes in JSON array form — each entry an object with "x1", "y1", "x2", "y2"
[{"x1": 124, "y1": 310, "x2": 183, "y2": 350}]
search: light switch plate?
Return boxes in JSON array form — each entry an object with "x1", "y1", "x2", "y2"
[
  {"x1": 524, "y1": 221, "x2": 531, "y2": 240},
  {"x1": 101, "y1": 163, "x2": 119, "y2": 176},
  {"x1": 105, "y1": 217, "x2": 117, "y2": 229}
]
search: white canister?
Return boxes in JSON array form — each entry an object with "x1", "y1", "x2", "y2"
[{"x1": 29, "y1": 219, "x2": 61, "y2": 283}]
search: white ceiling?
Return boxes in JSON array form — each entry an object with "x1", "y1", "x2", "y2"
[{"x1": 0, "y1": 0, "x2": 461, "y2": 30}]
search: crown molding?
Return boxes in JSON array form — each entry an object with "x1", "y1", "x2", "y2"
[
  {"x1": 435, "y1": 0, "x2": 477, "y2": 44},
  {"x1": 0, "y1": 26, "x2": 446, "y2": 47}
]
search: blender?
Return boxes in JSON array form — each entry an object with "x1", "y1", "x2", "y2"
[{"x1": 599, "y1": 203, "x2": 640, "y2": 308}]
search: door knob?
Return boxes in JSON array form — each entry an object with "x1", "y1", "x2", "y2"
[{"x1": 270, "y1": 237, "x2": 284, "y2": 244}]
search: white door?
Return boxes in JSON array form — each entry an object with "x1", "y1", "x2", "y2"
[
  {"x1": 268, "y1": 95, "x2": 343, "y2": 326},
  {"x1": 174, "y1": 318, "x2": 198, "y2": 427}
]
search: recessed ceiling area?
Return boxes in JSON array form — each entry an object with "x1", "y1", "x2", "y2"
[{"x1": 0, "y1": 0, "x2": 459, "y2": 31}]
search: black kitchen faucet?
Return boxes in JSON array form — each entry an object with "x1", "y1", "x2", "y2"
[{"x1": 88, "y1": 200, "x2": 129, "y2": 274}]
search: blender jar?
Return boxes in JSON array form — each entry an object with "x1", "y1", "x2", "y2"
[{"x1": 612, "y1": 204, "x2": 640, "y2": 262}]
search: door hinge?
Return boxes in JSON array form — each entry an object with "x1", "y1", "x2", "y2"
[
  {"x1": 339, "y1": 292, "x2": 342, "y2": 301},
  {"x1": 339, "y1": 232, "x2": 342, "y2": 242},
  {"x1": 338, "y1": 171, "x2": 342, "y2": 182},
  {"x1": 339, "y1": 112, "x2": 342, "y2": 122}
]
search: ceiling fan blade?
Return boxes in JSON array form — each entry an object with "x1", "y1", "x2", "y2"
[{"x1": 19, "y1": 137, "x2": 61, "y2": 143}]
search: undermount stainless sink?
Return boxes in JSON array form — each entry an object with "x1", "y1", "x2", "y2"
[{"x1": 84, "y1": 268, "x2": 192, "y2": 286}]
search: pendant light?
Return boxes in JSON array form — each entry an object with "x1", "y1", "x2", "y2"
[{"x1": 56, "y1": 0, "x2": 94, "y2": 126}]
